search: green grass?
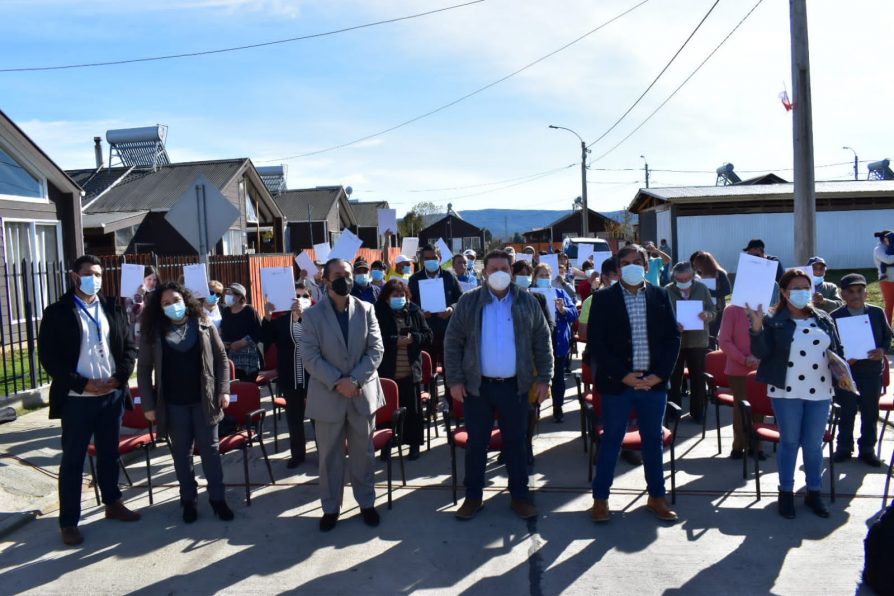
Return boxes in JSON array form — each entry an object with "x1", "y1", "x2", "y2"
[
  {"x1": 0, "y1": 348, "x2": 42, "y2": 398},
  {"x1": 825, "y1": 268, "x2": 881, "y2": 307}
]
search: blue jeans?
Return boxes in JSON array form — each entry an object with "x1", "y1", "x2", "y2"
[
  {"x1": 771, "y1": 398, "x2": 831, "y2": 492},
  {"x1": 592, "y1": 388, "x2": 667, "y2": 499},
  {"x1": 464, "y1": 379, "x2": 530, "y2": 501},
  {"x1": 166, "y1": 402, "x2": 225, "y2": 503},
  {"x1": 58, "y1": 390, "x2": 124, "y2": 528},
  {"x1": 834, "y1": 369, "x2": 882, "y2": 454}
]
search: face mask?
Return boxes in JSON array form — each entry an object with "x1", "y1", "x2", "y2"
[
  {"x1": 424, "y1": 259, "x2": 440, "y2": 273},
  {"x1": 621, "y1": 264, "x2": 645, "y2": 286},
  {"x1": 610, "y1": 279, "x2": 618, "y2": 286},
  {"x1": 487, "y1": 271, "x2": 511, "y2": 292},
  {"x1": 813, "y1": 276, "x2": 824, "y2": 286},
  {"x1": 515, "y1": 275, "x2": 532, "y2": 289},
  {"x1": 399, "y1": 265, "x2": 411, "y2": 275},
  {"x1": 390, "y1": 297, "x2": 407, "y2": 310},
  {"x1": 79, "y1": 275, "x2": 101, "y2": 296},
  {"x1": 206, "y1": 294, "x2": 219, "y2": 306},
  {"x1": 331, "y1": 276, "x2": 353, "y2": 297},
  {"x1": 355, "y1": 273, "x2": 369, "y2": 287},
  {"x1": 371, "y1": 270, "x2": 385, "y2": 282},
  {"x1": 788, "y1": 289, "x2": 812, "y2": 309},
  {"x1": 163, "y1": 301, "x2": 187, "y2": 321},
  {"x1": 224, "y1": 294, "x2": 236, "y2": 307},
  {"x1": 676, "y1": 280, "x2": 692, "y2": 290},
  {"x1": 536, "y1": 278, "x2": 551, "y2": 289},
  {"x1": 297, "y1": 297, "x2": 312, "y2": 309}
]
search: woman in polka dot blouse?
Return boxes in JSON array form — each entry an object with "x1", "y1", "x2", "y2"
[{"x1": 745, "y1": 269, "x2": 847, "y2": 520}]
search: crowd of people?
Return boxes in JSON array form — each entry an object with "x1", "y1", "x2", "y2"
[{"x1": 37, "y1": 232, "x2": 893, "y2": 545}]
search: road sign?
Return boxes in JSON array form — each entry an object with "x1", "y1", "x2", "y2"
[{"x1": 165, "y1": 174, "x2": 241, "y2": 260}]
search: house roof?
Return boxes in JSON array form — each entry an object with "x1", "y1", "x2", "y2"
[
  {"x1": 0, "y1": 109, "x2": 83, "y2": 196},
  {"x1": 629, "y1": 180, "x2": 894, "y2": 212},
  {"x1": 420, "y1": 212, "x2": 483, "y2": 236},
  {"x1": 81, "y1": 210, "x2": 148, "y2": 232},
  {"x1": 72, "y1": 159, "x2": 248, "y2": 213},
  {"x1": 273, "y1": 186, "x2": 357, "y2": 226},
  {"x1": 348, "y1": 200, "x2": 389, "y2": 228}
]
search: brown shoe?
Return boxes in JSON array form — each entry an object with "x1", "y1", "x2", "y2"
[
  {"x1": 591, "y1": 499, "x2": 610, "y2": 523},
  {"x1": 61, "y1": 526, "x2": 83, "y2": 546},
  {"x1": 105, "y1": 500, "x2": 141, "y2": 522},
  {"x1": 455, "y1": 498, "x2": 484, "y2": 520},
  {"x1": 511, "y1": 499, "x2": 538, "y2": 520},
  {"x1": 646, "y1": 496, "x2": 678, "y2": 522}
]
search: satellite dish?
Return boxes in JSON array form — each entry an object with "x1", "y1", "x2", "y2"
[{"x1": 345, "y1": 186, "x2": 353, "y2": 197}]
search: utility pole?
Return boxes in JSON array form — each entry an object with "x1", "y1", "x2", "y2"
[
  {"x1": 843, "y1": 146, "x2": 859, "y2": 181},
  {"x1": 790, "y1": 0, "x2": 817, "y2": 264},
  {"x1": 641, "y1": 155, "x2": 650, "y2": 189},
  {"x1": 580, "y1": 140, "x2": 589, "y2": 238}
]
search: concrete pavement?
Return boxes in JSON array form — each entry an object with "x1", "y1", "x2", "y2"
[{"x1": 0, "y1": 374, "x2": 891, "y2": 595}]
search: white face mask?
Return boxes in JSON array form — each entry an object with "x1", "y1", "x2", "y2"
[
  {"x1": 487, "y1": 271, "x2": 512, "y2": 292},
  {"x1": 676, "y1": 280, "x2": 692, "y2": 290},
  {"x1": 620, "y1": 264, "x2": 645, "y2": 286}
]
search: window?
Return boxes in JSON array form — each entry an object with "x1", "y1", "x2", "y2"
[
  {"x1": 0, "y1": 145, "x2": 44, "y2": 200},
  {"x1": 221, "y1": 228, "x2": 244, "y2": 255},
  {"x1": 3, "y1": 219, "x2": 63, "y2": 321}
]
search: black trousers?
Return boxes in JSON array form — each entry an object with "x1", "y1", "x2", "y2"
[
  {"x1": 669, "y1": 347, "x2": 708, "y2": 417},
  {"x1": 395, "y1": 376, "x2": 424, "y2": 447},
  {"x1": 283, "y1": 385, "x2": 307, "y2": 459},
  {"x1": 167, "y1": 402, "x2": 225, "y2": 503}
]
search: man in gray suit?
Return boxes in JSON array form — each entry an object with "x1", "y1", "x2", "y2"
[{"x1": 301, "y1": 258, "x2": 385, "y2": 531}]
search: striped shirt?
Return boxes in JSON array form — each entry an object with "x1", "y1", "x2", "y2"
[
  {"x1": 290, "y1": 320, "x2": 305, "y2": 389},
  {"x1": 622, "y1": 285, "x2": 650, "y2": 371}
]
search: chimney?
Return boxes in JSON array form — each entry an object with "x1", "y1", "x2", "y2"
[{"x1": 93, "y1": 136, "x2": 103, "y2": 169}]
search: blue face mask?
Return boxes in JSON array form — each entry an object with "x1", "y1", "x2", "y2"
[
  {"x1": 621, "y1": 264, "x2": 645, "y2": 286},
  {"x1": 206, "y1": 294, "x2": 219, "y2": 306},
  {"x1": 164, "y1": 301, "x2": 187, "y2": 321},
  {"x1": 515, "y1": 275, "x2": 532, "y2": 289},
  {"x1": 371, "y1": 269, "x2": 385, "y2": 282},
  {"x1": 676, "y1": 280, "x2": 692, "y2": 290},
  {"x1": 424, "y1": 259, "x2": 440, "y2": 273},
  {"x1": 355, "y1": 273, "x2": 370, "y2": 286},
  {"x1": 536, "y1": 278, "x2": 551, "y2": 289},
  {"x1": 390, "y1": 297, "x2": 407, "y2": 310},
  {"x1": 813, "y1": 276, "x2": 824, "y2": 286},
  {"x1": 788, "y1": 289, "x2": 812, "y2": 309},
  {"x1": 224, "y1": 294, "x2": 236, "y2": 307},
  {"x1": 79, "y1": 274, "x2": 101, "y2": 296}
]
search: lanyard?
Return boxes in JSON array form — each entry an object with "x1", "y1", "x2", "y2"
[{"x1": 74, "y1": 295, "x2": 103, "y2": 342}]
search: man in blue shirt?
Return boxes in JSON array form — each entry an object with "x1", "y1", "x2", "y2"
[{"x1": 350, "y1": 258, "x2": 380, "y2": 305}]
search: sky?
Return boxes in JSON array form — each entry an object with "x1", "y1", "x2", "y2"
[{"x1": 1, "y1": 0, "x2": 892, "y2": 218}]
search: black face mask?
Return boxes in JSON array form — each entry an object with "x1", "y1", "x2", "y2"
[{"x1": 331, "y1": 276, "x2": 353, "y2": 297}]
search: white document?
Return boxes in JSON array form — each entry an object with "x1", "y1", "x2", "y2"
[
  {"x1": 418, "y1": 277, "x2": 447, "y2": 313},
  {"x1": 516, "y1": 253, "x2": 533, "y2": 263},
  {"x1": 328, "y1": 229, "x2": 364, "y2": 262},
  {"x1": 295, "y1": 251, "x2": 317, "y2": 275},
  {"x1": 436, "y1": 238, "x2": 453, "y2": 265},
  {"x1": 576, "y1": 244, "x2": 595, "y2": 268},
  {"x1": 731, "y1": 253, "x2": 777, "y2": 310},
  {"x1": 836, "y1": 315, "x2": 876, "y2": 360},
  {"x1": 377, "y1": 208, "x2": 398, "y2": 236},
  {"x1": 539, "y1": 254, "x2": 559, "y2": 277},
  {"x1": 260, "y1": 267, "x2": 296, "y2": 312},
  {"x1": 459, "y1": 280, "x2": 476, "y2": 293},
  {"x1": 400, "y1": 237, "x2": 419, "y2": 258},
  {"x1": 591, "y1": 251, "x2": 613, "y2": 275},
  {"x1": 314, "y1": 242, "x2": 331, "y2": 262},
  {"x1": 531, "y1": 287, "x2": 558, "y2": 322},
  {"x1": 700, "y1": 277, "x2": 717, "y2": 291},
  {"x1": 183, "y1": 263, "x2": 209, "y2": 299},
  {"x1": 119, "y1": 264, "x2": 145, "y2": 299},
  {"x1": 675, "y1": 300, "x2": 704, "y2": 331}
]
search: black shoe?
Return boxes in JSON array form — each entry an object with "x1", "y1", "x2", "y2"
[
  {"x1": 553, "y1": 409, "x2": 564, "y2": 423},
  {"x1": 728, "y1": 449, "x2": 744, "y2": 460},
  {"x1": 182, "y1": 502, "x2": 198, "y2": 524},
  {"x1": 408, "y1": 445, "x2": 421, "y2": 461},
  {"x1": 832, "y1": 450, "x2": 852, "y2": 463},
  {"x1": 858, "y1": 451, "x2": 882, "y2": 467},
  {"x1": 320, "y1": 511, "x2": 339, "y2": 532},
  {"x1": 805, "y1": 490, "x2": 830, "y2": 518},
  {"x1": 360, "y1": 507, "x2": 380, "y2": 527},
  {"x1": 286, "y1": 456, "x2": 305, "y2": 469},
  {"x1": 778, "y1": 491, "x2": 795, "y2": 519},
  {"x1": 210, "y1": 499, "x2": 234, "y2": 521},
  {"x1": 379, "y1": 447, "x2": 390, "y2": 463}
]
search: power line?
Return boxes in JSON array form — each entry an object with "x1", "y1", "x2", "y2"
[
  {"x1": 586, "y1": 0, "x2": 720, "y2": 149},
  {"x1": 260, "y1": 0, "x2": 652, "y2": 162},
  {"x1": 591, "y1": 0, "x2": 764, "y2": 163},
  {"x1": 0, "y1": 1, "x2": 485, "y2": 73},
  {"x1": 405, "y1": 164, "x2": 577, "y2": 192}
]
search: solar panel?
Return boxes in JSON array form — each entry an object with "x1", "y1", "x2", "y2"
[{"x1": 106, "y1": 126, "x2": 170, "y2": 171}]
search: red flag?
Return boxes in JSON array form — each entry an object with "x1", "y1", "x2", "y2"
[{"x1": 779, "y1": 90, "x2": 792, "y2": 111}]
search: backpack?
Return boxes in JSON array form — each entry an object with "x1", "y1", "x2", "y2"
[{"x1": 864, "y1": 502, "x2": 894, "y2": 594}]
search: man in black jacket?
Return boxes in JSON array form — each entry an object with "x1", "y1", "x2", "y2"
[
  {"x1": 38, "y1": 254, "x2": 139, "y2": 546},
  {"x1": 408, "y1": 244, "x2": 463, "y2": 377},
  {"x1": 586, "y1": 245, "x2": 681, "y2": 523}
]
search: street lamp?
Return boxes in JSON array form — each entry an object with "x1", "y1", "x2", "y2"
[
  {"x1": 842, "y1": 146, "x2": 858, "y2": 181},
  {"x1": 549, "y1": 125, "x2": 590, "y2": 237}
]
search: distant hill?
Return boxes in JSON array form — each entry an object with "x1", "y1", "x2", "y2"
[{"x1": 451, "y1": 208, "x2": 633, "y2": 239}]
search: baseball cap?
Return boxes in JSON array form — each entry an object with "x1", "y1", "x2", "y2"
[
  {"x1": 806, "y1": 256, "x2": 826, "y2": 267},
  {"x1": 839, "y1": 273, "x2": 867, "y2": 289},
  {"x1": 463, "y1": 249, "x2": 476, "y2": 259},
  {"x1": 228, "y1": 283, "x2": 247, "y2": 297},
  {"x1": 743, "y1": 239, "x2": 765, "y2": 251},
  {"x1": 395, "y1": 255, "x2": 411, "y2": 265},
  {"x1": 353, "y1": 258, "x2": 369, "y2": 272}
]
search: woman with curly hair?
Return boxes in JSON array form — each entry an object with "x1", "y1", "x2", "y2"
[{"x1": 137, "y1": 281, "x2": 234, "y2": 523}]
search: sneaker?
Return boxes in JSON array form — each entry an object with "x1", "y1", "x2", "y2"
[
  {"x1": 60, "y1": 526, "x2": 83, "y2": 546},
  {"x1": 360, "y1": 507, "x2": 380, "y2": 527},
  {"x1": 591, "y1": 499, "x2": 610, "y2": 523},
  {"x1": 833, "y1": 450, "x2": 852, "y2": 463},
  {"x1": 455, "y1": 498, "x2": 484, "y2": 520},
  {"x1": 319, "y1": 511, "x2": 339, "y2": 532},
  {"x1": 511, "y1": 499, "x2": 538, "y2": 520},
  {"x1": 105, "y1": 500, "x2": 140, "y2": 522},
  {"x1": 646, "y1": 496, "x2": 678, "y2": 522},
  {"x1": 408, "y1": 445, "x2": 421, "y2": 461},
  {"x1": 858, "y1": 451, "x2": 882, "y2": 467}
]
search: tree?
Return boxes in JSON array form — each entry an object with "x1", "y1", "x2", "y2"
[{"x1": 399, "y1": 201, "x2": 442, "y2": 237}]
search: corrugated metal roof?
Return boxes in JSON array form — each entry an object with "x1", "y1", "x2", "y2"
[
  {"x1": 638, "y1": 180, "x2": 894, "y2": 203},
  {"x1": 349, "y1": 200, "x2": 389, "y2": 227},
  {"x1": 75, "y1": 159, "x2": 247, "y2": 213},
  {"x1": 273, "y1": 186, "x2": 346, "y2": 222},
  {"x1": 82, "y1": 210, "x2": 148, "y2": 231}
]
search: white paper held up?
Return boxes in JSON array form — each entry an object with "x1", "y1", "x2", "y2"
[
  {"x1": 377, "y1": 208, "x2": 398, "y2": 236},
  {"x1": 539, "y1": 254, "x2": 559, "y2": 277},
  {"x1": 314, "y1": 242, "x2": 331, "y2": 262},
  {"x1": 836, "y1": 315, "x2": 876, "y2": 361},
  {"x1": 591, "y1": 251, "x2": 613, "y2": 274},
  {"x1": 700, "y1": 277, "x2": 717, "y2": 291},
  {"x1": 436, "y1": 238, "x2": 453, "y2": 265},
  {"x1": 260, "y1": 267, "x2": 296, "y2": 312},
  {"x1": 328, "y1": 229, "x2": 364, "y2": 262},
  {"x1": 731, "y1": 253, "x2": 777, "y2": 310},
  {"x1": 418, "y1": 277, "x2": 447, "y2": 313},
  {"x1": 675, "y1": 300, "x2": 704, "y2": 331},
  {"x1": 400, "y1": 237, "x2": 419, "y2": 258},
  {"x1": 183, "y1": 263, "x2": 209, "y2": 299},
  {"x1": 295, "y1": 251, "x2": 317, "y2": 276},
  {"x1": 576, "y1": 244, "x2": 595, "y2": 268},
  {"x1": 119, "y1": 264, "x2": 145, "y2": 299}
]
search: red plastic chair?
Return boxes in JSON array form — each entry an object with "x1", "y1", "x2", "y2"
[
  {"x1": 874, "y1": 358, "x2": 894, "y2": 506},
  {"x1": 444, "y1": 397, "x2": 503, "y2": 505},
  {"x1": 703, "y1": 350, "x2": 736, "y2": 453},
  {"x1": 739, "y1": 372, "x2": 839, "y2": 501},
  {"x1": 583, "y1": 391, "x2": 681, "y2": 502},
  {"x1": 207, "y1": 381, "x2": 274, "y2": 505},
  {"x1": 228, "y1": 359, "x2": 237, "y2": 383},
  {"x1": 574, "y1": 363, "x2": 596, "y2": 452},
  {"x1": 88, "y1": 387, "x2": 156, "y2": 505},
  {"x1": 370, "y1": 378, "x2": 406, "y2": 509},
  {"x1": 419, "y1": 351, "x2": 441, "y2": 451}
]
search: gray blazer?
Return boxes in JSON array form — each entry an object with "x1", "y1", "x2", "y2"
[
  {"x1": 444, "y1": 284, "x2": 553, "y2": 396},
  {"x1": 301, "y1": 295, "x2": 385, "y2": 423}
]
